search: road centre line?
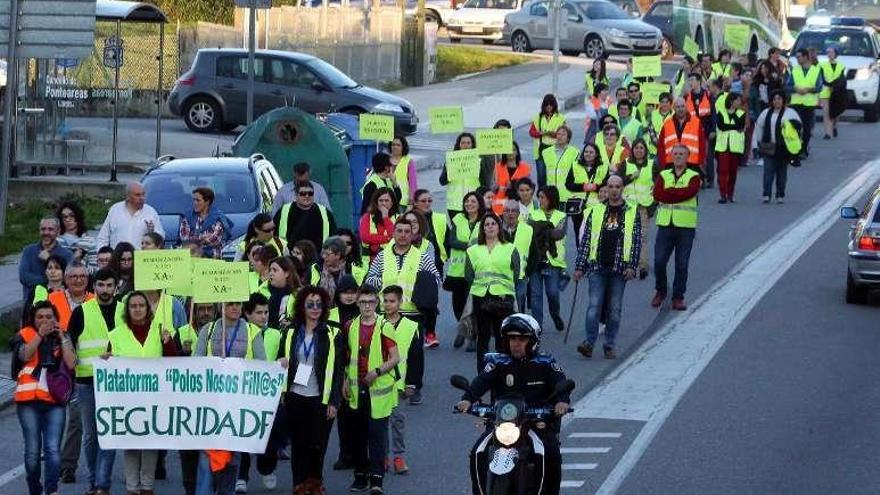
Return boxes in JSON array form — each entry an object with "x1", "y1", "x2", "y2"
[
  {"x1": 578, "y1": 158, "x2": 880, "y2": 494},
  {"x1": 561, "y1": 447, "x2": 611, "y2": 454},
  {"x1": 561, "y1": 480, "x2": 587, "y2": 488},
  {"x1": 568, "y1": 432, "x2": 623, "y2": 439},
  {"x1": 0, "y1": 464, "x2": 24, "y2": 489},
  {"x1": 563, "y1": 463, "x2": 599, "y2": 470}
]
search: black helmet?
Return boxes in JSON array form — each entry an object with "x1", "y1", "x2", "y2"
[{"x1": 500, "y1": 313, "x2": 541, "y2": 353}]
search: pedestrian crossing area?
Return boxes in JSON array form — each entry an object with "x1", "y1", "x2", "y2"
[{"x1": 559, "y1": 418, "x2": 645, "y2": 492}]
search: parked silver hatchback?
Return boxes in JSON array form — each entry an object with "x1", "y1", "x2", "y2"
[
  {"x1": 501, "y1": 0, "x2": 661, "y2": 59},
  {"x1": 841, "y1": 191, "x2": 880, "y2": 304}
]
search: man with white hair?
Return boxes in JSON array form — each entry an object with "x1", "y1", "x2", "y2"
[
  {"x1": 656, "y1": 95, "x2": 706, "y2": 169},
  {"x1": 95, "y1": 181, "x2": 164, "y2": 248}
]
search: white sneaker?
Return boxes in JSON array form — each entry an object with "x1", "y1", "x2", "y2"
[
  {"x1": 235, "y1": 479, "x2": 248, "y2": 493},
  {"x1": 263, "y1": 473, "x2": 277, "y2": 490}
]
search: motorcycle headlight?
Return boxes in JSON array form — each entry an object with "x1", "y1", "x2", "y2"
[{"x1": 494, "y1": 422, "x2": 521, "y2": 446}]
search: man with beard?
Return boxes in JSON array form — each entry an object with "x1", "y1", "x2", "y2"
[{"x1": 66, "y1": 269, "x2": 119, "y2": 495}]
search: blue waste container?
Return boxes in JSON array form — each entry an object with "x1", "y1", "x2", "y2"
[{"x1": 324, "y1": 113, "x2": 385, "y2": 228}]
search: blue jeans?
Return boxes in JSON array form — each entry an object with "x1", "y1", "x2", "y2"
[
  {"x1": 17, "y1": 400, "x2": 66, "y2": 495},
  {"x1": 197, "y1": 451, "x2": 241, "y2": 495},
  {"x1": 75, "y1": 383, "x2": 97, "y2": 488},
  {"x1": 535, "y1": 156, "x2": 547, "y2": 188},
  {"x1": 584, "y1": 269, "x2": 627, "y2": 349},
  {"x1": 654, "y1": 226, "x2": 695, "y2": 300},
  {"x1": 529, "y1": 266, "x2": 562, "y2": 326},
  {"x1": 515, "y1": 278, "x2": 528, "y2": 313},
  {"x1": 762, "y1": 155, "x2": 787, "y2": 199}
]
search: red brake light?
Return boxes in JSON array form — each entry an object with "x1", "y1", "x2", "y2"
[
  {"x1": 858, "y1": 235, "x2": 880, "y2": 251},
  {"x1": 177, "y1": 75, "x2": 195, "y2": 86}
]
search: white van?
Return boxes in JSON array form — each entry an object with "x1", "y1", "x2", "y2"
[{"x1": 446, "y1": 0, "x2": 524, "y2": 44}]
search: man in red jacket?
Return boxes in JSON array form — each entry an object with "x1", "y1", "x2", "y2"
[
  {"x1": 651, "y1": 144, "x2": 701, "y2": 311},
  {"x1": 656, "y1": 97, "x2": 707, "y2": 170}
]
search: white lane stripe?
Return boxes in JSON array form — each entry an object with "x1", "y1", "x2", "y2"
[
  {"x1": 561, "y1": 447, "x2": 611, "y2": 454},
  {"x1": 587, "y1": 157, "x2": 880, "y2": 494},
  {"x1": 561, "y1": 480, "x2": 587, "y2": 488},
  {"x1": 0, "y1": 464, "x2": 25, "y2": 488},
  {"x1": 568, "y1": 432, "x2": 623, "y2": 439},
  {"x1": 563, "y1": 463, "x2": 599, "y2": 470}
]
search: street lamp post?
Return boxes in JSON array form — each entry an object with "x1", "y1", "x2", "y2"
[{"x1": 551, "y1": 0, "x2": 560, "y2": 96}]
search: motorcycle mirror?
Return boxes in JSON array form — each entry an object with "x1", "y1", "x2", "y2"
[{"x1": 450, "y1": 374, "x2": 471, "y2": 392}]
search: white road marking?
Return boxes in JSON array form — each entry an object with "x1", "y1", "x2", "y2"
[
  {"x1": 561, "y1": 447, "x2": 611, "y2": 454},
  {"x1": 563, "y1": 463, "x2": 599, "y2": 470},
  {"x1": 568, "y1": 432, "x2": 623, "y2": 439},
  {"x1": 0, "y1": 464, "x2": 24, "y2": 489},
  {"x1": 578, "y1": 158, "x2": 880, "y2": 494},
  {"x1": 561, "y1": 480, "x2": 587, "y2": 488}
]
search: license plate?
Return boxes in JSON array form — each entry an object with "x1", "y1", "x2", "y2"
[
  {"x1": 489, "y1": 447, "x2": 518, "y2": 475},
  {"x1": 636, "y1": 40, "x2": 655, "y2": 47},
  {"x1": 463, "y1": 26, "x2": 483, "y2": 33}
]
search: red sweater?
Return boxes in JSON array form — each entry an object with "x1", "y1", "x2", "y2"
[
  {"x1": 653, "y1": 169, "x2": 701, "y2": 204},
  {"x1": 359, "y1": 214, "x2": 394, "y2": 257}
]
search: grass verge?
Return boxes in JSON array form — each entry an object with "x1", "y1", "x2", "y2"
[
  {"x1": 0, "y1": 195, "x2": 119, "y2": 259},
  {"x1": 435, "y1": 45, "x2": 529, "y2": 83}
]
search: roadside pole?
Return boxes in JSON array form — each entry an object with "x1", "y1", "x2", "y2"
[
  {"x1": 551, "y1": 0, "x2": 560, "y2": 96},
  {"x1": 247, "y1": 1, "x2": 256, "y2": 125},
  {"x1": 0, "y1": 0, "x2": 18, "y2": 235}
]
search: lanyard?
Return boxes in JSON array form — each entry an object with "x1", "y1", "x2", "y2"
[
  {"x1": 225, "y1": 320, "x2": 243, "y2": 357},
  {"x1": 297, "y1": 327, "x2": 316, "y2": 361}
]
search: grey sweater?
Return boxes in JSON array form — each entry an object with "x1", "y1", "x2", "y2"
[{"x1": 195, "y1": 318, "x2": 266, "y2": 360}]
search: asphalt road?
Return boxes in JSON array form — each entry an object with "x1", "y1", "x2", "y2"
[{"x1": 0, "y1": 107, "x2": 878, "y2": 494}]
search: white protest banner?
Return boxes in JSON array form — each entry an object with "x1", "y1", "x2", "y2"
[{"x1": 94, "y1": 357, "x2": 287, "y2": 452}]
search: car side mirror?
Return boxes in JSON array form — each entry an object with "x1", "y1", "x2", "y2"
[{"x1": 840, "y1": 206, "x2": 859, "y2": 219}]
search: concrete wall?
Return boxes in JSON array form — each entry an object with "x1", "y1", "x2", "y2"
[{"x1": 8, "y1": 178, "x2": 126, "y2": 204}]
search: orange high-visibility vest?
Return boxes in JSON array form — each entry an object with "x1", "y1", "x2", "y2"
[
  {"x1": 492, "y1": 162, "x2": 531, "y2": 214},
  {"x1": 47, "y1": 291, "x2": 94, "y2": 331},
  {"x1": 685, "y1": 93, "x2": 711, "y2": 119},
  {"x1": 14, "y1": 327, "x2": 55, "y2": 403},
  {"x1": 662, "y1": 117, "x2": 701, "y2": 165}
]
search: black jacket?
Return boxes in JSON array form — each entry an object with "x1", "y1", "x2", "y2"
[
  {"x1": 283, "y1": 321, "x2": 345, "y2": 408},
  {"x1": 463, "y1": 352, "x2": 571, "y2": 407}
]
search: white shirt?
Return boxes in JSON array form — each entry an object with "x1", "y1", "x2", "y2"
[{"x1": 95, "y1": 201, "x2": 165, "y2": 249}]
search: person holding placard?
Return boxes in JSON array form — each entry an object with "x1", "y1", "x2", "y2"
[
  {"x1": 275, "y1": 182, "x2": 337, "y2": 255},
  {"x1": 194, "y1": 299, "x2": 266, "y2": 495},
  {"x1": 104, "y1": 291, "x2": 178, "y2": 495},
  {"x1": 541, "y1": 126, "x2": 579, "y2": 197},
  {"x1": 528, "y1": 95, "x2": 567, "y2": 188},
  {"x1": 278, "y1": 286, "x2": 343, "y2": 495},
  {"x1": 389, "y1": 136, "x2": 418, "y2": 209},
  {"x1": 446, "y1": 192, "x2": 485, "y2": 350},
  {"x1": 360, "y1": 188, "x2": 398, "y2": 263},
  {"x1": 715, "y1": 92, "x2": 747, "y2": 204},
  {"x1": 491, "y1": 142, "x2": 531, "y2": 215},
  {"x1": 527, "y1": 186, "x2": 568, "y2": 332},
  {"x1": 342, "y1": 286, "x2": 400, "y2": 494},
  {"x1": 361, "y1": 153, "x2": 401, "y2": 216},
  {"x1": 439, "y1": 133, "x2": 487, "y2": 219},
  {"x1": 565, "y1": 143, "x2": 609, "y2": 244}
]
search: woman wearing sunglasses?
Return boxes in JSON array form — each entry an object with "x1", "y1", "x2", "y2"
[
  {"x1": 237, "y1": 213, "x2": 287, "y2": 260},
  {"x1": 279, "y1": 286, "x2": 343, "y2": 495}
]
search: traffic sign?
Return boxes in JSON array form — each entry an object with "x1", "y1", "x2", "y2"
[
  {"x1": 56, "y1": 58, "x2": 79, "y2": 69},
  {"x1": 0, "y1": 0, "x2": 96, "y2": 59},
  {"x1": 103, "y1": 36, "x2": 124, "y2": 69}
]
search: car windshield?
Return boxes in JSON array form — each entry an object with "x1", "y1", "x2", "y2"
[
  {"x1": 462, "y1": 0, "x2": 518, "y2": 8},
  {"x1": 576, "y1": 1, "x2": 630, "y2": 19},
  {"x1": 143, "y1": 170, "x2": 258, "y2": 215},
  {"x1": 793, "y1": 30, "x2": 877, "y2": 58},
  {"x1": 305, "y1": 58, "x2": 359, "y2": 89}
]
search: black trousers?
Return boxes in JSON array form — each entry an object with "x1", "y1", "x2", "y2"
[
  {"x1": 451, "y1": 283, "x2": 469, "y2": 321},
  {"x1": 469, "y1": 425, "x2": 561, "y2": 495},
  {"x1": 792, "y1": 104, "x2": 815, "y2": 152},
  {"x1": 238, "y1": 402, "x2": 287, "y2": 482},
  {"x1": 472, "y1": 296, "x2": 507, "y2": 372},
  {"x1": 180, "y1": 450, "x2": 199, "y2": 495},
  {"x1": 402, "y1": 313, "x2": 425, "y2": 390},
  {"x1": 335, "y1": 402, "x2": 357, "y2": 464},
  {"x1": 570, "y1": 212, "x2": 585, "y2": 248},
  {"x1": 286, "y1": 393, "x2": 332, "y2": 485},
  {"x1": 348, "y1": 389, "x2": 389, "y2": 479}
]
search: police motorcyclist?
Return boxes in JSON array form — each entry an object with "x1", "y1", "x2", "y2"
[{"x1": 456, "y1": 313, "x2": 571, "y2": 495}]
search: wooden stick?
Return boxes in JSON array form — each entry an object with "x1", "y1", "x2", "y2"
[{"x1": 221, "y1": 302, "x2": 227, "y2": 358}]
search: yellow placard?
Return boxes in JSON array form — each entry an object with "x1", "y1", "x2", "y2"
[
  {"x1": 632, "y1": 55, "x2": 662, "y2": 78},
  {"x1": 724, "y1": 24, "x2": 750, "y2": 53},
  {"x1": 642, "y1": 82, "x2": 670, "y2": 104},
  {"x1": 445, "y1": 149, "x2": 481, "y2": 178},
  {"x1": 192, "y1": 260, "x2": 251, "y2": 304},
  {"x1": 429, "y1": 106, "x2": 464, "y2": 134},
  {"x1": 476, "y1": 128, "x2": 514, "y2": 155},
  {"x1": 134, "y1": 249, "x2": 191, "y2": 291},
  {"x1": 683, "y1": 36, "x2": 700, "y2": 61},
  {"x1": 359, "y1": 114, "x2": 395, "y2": 142}
]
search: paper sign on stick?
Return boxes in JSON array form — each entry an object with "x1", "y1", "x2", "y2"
[
  {"x1": 359, "y1": 114, "x2": 395, "y2": 141},
  {"x1": 134, "y1": 249, "x2": 191, "y2": 291},
  {"x1": 476, "y1": 128, "x2": 514, "y2": 155},
  {"x1": 429, "y1": 106, "x2": 464, "y2": 134},
  {"x1": 642, "y1": 82, "x2": 669, "y2": 104},
  {"x1": 445, "y1": 149, "x2": 481, "y2": 178},
  {"x1": 632, "y1": 55, "x2": 662, "y2": 78},
  {"x1": 683, "y1": 36, "x2": 700, "y2": 61},
  {"x1": 192, "y1": 260, "x2": 250, "y2": 304}
]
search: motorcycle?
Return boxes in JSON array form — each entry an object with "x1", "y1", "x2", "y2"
[{"x1": 451, "y1": 374, "x2": 575, "y2": 495}]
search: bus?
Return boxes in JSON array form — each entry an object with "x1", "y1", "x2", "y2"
[{"x1": 673, "y1": 0, "x2": 789, "y2": 60}]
